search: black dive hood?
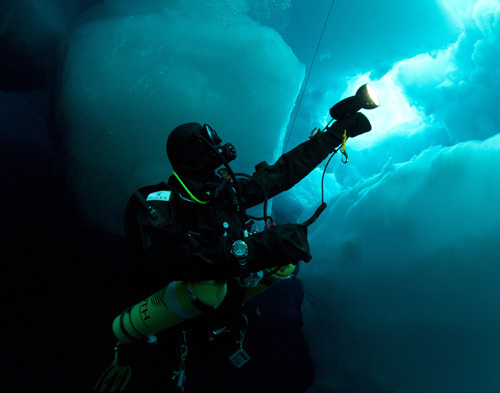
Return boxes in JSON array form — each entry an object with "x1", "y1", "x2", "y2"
[
  {"x1": 166, "y1": 122, "x2": 237, "y2": 181},
  {"x1": 167, "y1": 122, "x2": 246, "y2": 220}
]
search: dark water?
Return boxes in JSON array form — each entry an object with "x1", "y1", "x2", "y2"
[{"x1": 1, "y1": 91, "x2": 313, "y2": 393}]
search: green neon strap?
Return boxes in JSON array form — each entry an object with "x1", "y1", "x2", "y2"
[{"x1": 172, "y1": 171, "x2": 210, "y2": 205}]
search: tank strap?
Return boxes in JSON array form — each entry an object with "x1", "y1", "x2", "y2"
[
  {"x1": 165, "y1": 282, "x2": 199, "y2": 320},
  {"x1": 118, "y1": 306, "x2": 147, "y2": 342},
  {"x1": 185, "y1": 283, "x2": 218, "y2": 313}
]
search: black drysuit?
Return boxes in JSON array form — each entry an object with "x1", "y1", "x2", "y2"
[
  {"x1": 124, "y1": 129, "x2": 343, "y2": 296},
  {"x1": 117, "y1": 127, "x2": 348, "y2": 392}
]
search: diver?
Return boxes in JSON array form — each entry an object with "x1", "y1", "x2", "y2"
[{"x1": 94, "y1": 85, "x2": 377, "y2": 393}]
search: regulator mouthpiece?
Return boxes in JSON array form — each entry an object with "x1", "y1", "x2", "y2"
[
  {"x1": 220, "y1": 143, "x2": 237, "y2": 162},
  {"x1": 199, "y1": 124, "x2": 237, "y2": 164}
]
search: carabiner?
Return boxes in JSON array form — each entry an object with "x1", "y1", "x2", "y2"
[{"x1": 341, "y1": 149, "x2": 349, "y2": 163}]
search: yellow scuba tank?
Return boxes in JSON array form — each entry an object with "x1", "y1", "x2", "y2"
[
  {"x1": 112, "y1": 280, "x2": 227, "y2": 343},
  {"x1": 112, "y1": 262, "x2": 295, "y2": 344}
]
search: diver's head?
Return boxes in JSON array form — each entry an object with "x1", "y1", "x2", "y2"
[{"x1": 166, "y1": 122, "x2": 236, "y2": 181}]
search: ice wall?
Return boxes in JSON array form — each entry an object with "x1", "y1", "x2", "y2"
[
  {"x1": 299, "y1": 136, "x2": 500, "y2": 393},
  {"x1": 293, "y1": 2, "x2": 500, "y2": 391},
  {"x1": 58, "y1": 0, "x2": 304, "y2": 233}
]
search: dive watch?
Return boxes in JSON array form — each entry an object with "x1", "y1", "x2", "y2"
[{"x1": 230, "y1": 240, "x2": 249, "y2": 274}]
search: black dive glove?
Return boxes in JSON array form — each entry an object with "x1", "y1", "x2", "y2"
[
  {"x1": 244, "y1": 224, "x2": 312, "y2": 272},
  {"x1": 326, "y1": 112, "x2": 372, "y2": 141}
]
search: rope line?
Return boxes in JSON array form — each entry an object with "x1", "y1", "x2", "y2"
[{"x1": 283, "y1": 0, "x2": 337, "y2": 153}]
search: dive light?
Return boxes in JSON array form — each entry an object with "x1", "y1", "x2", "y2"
[
  {"x1": 330, "y1": 83, "x2": 380, "y2": 120},
  {"x1": 303, "y1": 83, "x2": 380, "y2": 227}
]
